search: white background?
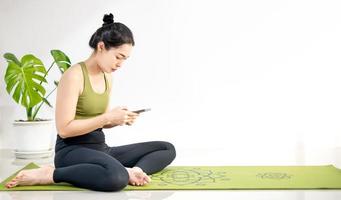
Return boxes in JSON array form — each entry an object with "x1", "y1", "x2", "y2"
[{"x1": 1, "y1": 0, "x2": 341, "y2": 166}]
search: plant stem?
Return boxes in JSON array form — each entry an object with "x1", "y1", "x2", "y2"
[
  {"x1": 32, "y1": 86, "x2": 57, "y2": 120},
  {"x1": 39, "y1": 61, "x2": 55, "y2": 85},
  {"x1": 33, "y1": 61, "x2": 55, "y2": 120},
  {"x1": 27, "y1": 107, "x2": 33, "y2": 121}
]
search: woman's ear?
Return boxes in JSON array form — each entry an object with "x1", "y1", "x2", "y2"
[{"x1": 97, "y1": 41, "x2": 105, "y2": 52}]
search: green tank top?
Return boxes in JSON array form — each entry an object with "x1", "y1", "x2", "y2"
[{"x1": 75, "y1": 62, "x2": 109, "y2": 119}]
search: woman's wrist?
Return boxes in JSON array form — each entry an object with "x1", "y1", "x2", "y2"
[
  {"x1": 101, "y1": 112, "x2": 121, "y2": 128},
  {"x1": 101, "y1": 113, "x2": 112, "y2": 127}
]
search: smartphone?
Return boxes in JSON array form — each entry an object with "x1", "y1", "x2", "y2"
[{"x1": 132, "y1": 108, "x2": 151, "y2": 114}]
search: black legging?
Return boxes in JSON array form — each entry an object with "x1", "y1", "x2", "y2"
[{"x1": 53, "y1": 130, "x2": 176, "y2": 192}]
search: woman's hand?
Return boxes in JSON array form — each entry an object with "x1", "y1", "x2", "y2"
[
  {"x1": 125, "y1": 111, "x2": 139, "y2": 126},
  {"x1": 103, "y1": 106, "x2": 139, "y2": 127}
]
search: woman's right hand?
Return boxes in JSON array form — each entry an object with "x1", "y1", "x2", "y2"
[{"x1": 104, "y1": 106, "x2": 129, "y2": 126}]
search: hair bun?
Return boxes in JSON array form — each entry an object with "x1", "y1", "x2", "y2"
[{"x1": 102, "y1": 13, "x2": 114, "y2": 26}]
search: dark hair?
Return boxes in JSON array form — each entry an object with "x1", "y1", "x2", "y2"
[{"x1": 89, "y1": 13, "x2": 135, "y2": 50}]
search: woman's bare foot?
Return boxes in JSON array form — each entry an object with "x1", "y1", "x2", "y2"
[
  {"x1": 126, "y1": 166, "x2": 151, "y2": 186},
  {"x1": 5, "y1": 165, "x2": 55, "y2": 188}
]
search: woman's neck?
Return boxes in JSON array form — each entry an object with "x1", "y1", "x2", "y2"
[{"x1": 84, "y1": 53, "x2": 103, "y2": 75}]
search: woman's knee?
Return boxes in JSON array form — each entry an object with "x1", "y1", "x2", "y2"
[
  {"x1": 160, "y1": 141, "x2": 176, "y2": 161},
  {"x1": 100, "y1": 169, "x2": 129, "y2": 192}
]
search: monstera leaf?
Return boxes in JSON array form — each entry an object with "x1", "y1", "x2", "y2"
[
  {"x1": 51, "y1": 50, "x2": 71, "y2": 73},
  {"x1": 4, "y1": 53, "x2": 47, "y2": 108}
]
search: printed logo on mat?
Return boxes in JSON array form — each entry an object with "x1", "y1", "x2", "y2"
[{"x1": 256, "y1": 172, "x2": 293, "y2": 180}]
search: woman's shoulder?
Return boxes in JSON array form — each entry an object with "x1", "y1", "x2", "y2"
[
  {"x1": 62, "y1": 63, "x2": 82, "y2": 78},
  {"x1": 59, "y1": 63, "x2": 83, "y2": 86}
]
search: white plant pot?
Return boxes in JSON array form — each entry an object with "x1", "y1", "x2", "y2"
[{"x1": 12, "y1": 119, "x2": 55, "y2": 159}]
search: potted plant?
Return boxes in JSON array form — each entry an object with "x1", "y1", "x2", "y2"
[{"x1": 3, "y1": 50, "x2": 71, "y2": 159}]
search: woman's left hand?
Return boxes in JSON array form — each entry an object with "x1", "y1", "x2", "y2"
[{"x1": 124, "y1": 111, "x2": 139, "y2": 126}]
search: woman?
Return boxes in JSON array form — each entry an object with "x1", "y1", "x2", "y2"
[{"x1": 5, "y1": 13, "x2": 176, "y2": 192}]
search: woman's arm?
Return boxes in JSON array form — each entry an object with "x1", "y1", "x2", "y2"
[{"x1": 55, "y1": 64, "x2": 111, "y2": 139}]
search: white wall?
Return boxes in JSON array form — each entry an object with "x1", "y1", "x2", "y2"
[{"x1": 1, "y1": 0, "x2": 341, "y2": 166}]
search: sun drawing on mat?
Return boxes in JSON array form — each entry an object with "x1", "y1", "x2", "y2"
[{"x1": 151, "y1": 168, "x2": 231, "y2": 186}]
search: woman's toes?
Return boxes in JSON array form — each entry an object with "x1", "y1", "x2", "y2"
[
  {"x1": 6, "y1": 182, "x2": 15, "y2": 188},
  {"x1": 137, "y1": 179, "x2": 145, "y2": 186},
  {"x1": 6, "y1": 179, "x2": 17, "y2": 188}
]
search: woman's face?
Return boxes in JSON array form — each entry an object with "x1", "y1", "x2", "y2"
[{"x1": 96, "y1": 43, "x2": 133, "y2": 73}]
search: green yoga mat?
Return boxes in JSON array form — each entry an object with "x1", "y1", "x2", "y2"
[{"x1": 1, "y1": 163, "x2": 341, "y2": 191}]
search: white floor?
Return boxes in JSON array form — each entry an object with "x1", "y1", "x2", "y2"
[{"x1": 1, "y1": 149, "x2": 341, "y2": 200}]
